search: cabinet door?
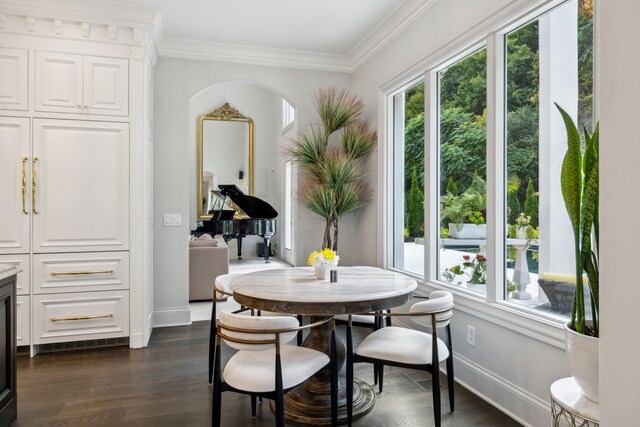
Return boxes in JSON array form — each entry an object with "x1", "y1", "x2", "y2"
[
  {"x1": 0, "y1": 48, "x2": 28, "y2": 111},
  {"x1": 84, "y1": 56, "x2": 128, "y2": 116},
  {"x1": 35, "y1": 51, "x2": 83, "y2": 114},
  {"x1": 0, "y1": 117, "x2": 30, "y2": 254},
  {"x1": 32, "y1": 119, "x2": 129, "y2": 253}
]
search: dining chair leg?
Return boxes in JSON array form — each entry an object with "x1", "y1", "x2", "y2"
[
  {"x1": 297, "y1": 315, "x2": 303, "y2": 346},
  {"x1": 208, "y1": 301, "x2": 217, "y2": 384},
  {"x1": 346, "y1": 323, "x2": 354, "y2": 427},
  {"x1": 378, "y1": 364, "x2": 384, "y2": 393},
  {"x1": 446, "y1": 325, "x2": 455, "y2": 412},
  {"x1": 212, "y1": 342, "x2": 222, "y2": 427},
  {"x1": 432, "y1": 364, "x2": 441, "y2": 427},
  {"x1": 330, "y1": 323, "x2": 338, "y2": 426},
  {"x1": 275, "y1": 354, "x2": 285, "y2": 427},
  {"x1": 251, "y1": 394, "x2": 257, "y2": 417},
  {"x1": 373, "y1": 365, "x2": 378, "y2": 385}
]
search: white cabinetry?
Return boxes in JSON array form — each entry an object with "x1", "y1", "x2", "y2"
[
  {"x1": 0, "y1": 117, "x2": 30, "y2": 254},
  {"x1": 0, "y1": 7, "x2": 154, "y2": 353},
  {"x1": 0, "y1": 48, "x2": 28, "y2": 111},
  {"x1": 32, "y1": 119, "x2": 129, "y2": 253},
  {"x1": 36, "y1": 51, "x2": 128, "y2": 117}
]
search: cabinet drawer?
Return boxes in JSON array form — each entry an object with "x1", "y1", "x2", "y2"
[
  {"x1": 33, "y1": 290, "x2": 129, "y2": 344},
  {"x1": 33, "y1": 252, "x2": 129, "y2": 294},
  {"x1": 0, "y1": 254, "x2": 29, "y2": 295},
  {"x1": 17, "y1": 295, "x2": 29, "y2": 346}
]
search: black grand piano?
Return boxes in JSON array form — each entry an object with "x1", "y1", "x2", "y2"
[{"x1": 195, "y1": 184, "x2": 277, "y2": 263}]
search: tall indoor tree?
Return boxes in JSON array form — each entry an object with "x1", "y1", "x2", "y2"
[{"x1": 287, "y1": 88, "x2": 377, "y2": 251}]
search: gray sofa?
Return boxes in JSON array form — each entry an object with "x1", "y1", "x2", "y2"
[{"x1": 189, "y1": 235, "x2": 229, "y2": 301}]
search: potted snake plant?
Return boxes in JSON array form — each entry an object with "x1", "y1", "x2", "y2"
[{"x1": 557, "y1": 104, "x2": 599, "y2": 402}]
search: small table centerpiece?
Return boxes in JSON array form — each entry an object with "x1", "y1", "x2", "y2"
[{"x1": 308, "y1": 248, "x2": 339, "y2": 280}]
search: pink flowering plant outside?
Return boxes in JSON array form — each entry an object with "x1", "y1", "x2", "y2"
[{"x1": 443, "y1": 254, "x2": 518, "y2": 293}]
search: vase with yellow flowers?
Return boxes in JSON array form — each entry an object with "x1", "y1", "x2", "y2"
[{"x1": 308, "y1": 248, "x2": 340, "y2": 280}]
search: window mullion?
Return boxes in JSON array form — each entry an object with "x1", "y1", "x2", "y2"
[
  {"x1": 425, "y1": 69, "x2": 439, "y2": 283},
  {"x1": 485, "y1": 32, "x2": 506, "y2": 303}
]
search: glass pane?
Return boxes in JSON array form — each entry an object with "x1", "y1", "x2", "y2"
[
  {"x1": 392, "y1": 81, "x2": 425, "y2": 276},
  {"x1": 504, "y1": 0, "x2": 593, "y2": 316},
  {"x1": 437, "y1": 48, "x2": 487, "y2": 294}
]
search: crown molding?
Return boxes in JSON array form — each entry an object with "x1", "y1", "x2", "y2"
[
  {"x1": 0, "y1": 0, "x2": 159, "y2": 30},
  {"x1": 157, "y1": 37, "x2": 352, "y2": 73},
  {"x1": 154, "y1": 0, "x2": 441, "y2": 73},
  {"x1": 349, "y1": 0, "x2": 440, "y2": 71}
]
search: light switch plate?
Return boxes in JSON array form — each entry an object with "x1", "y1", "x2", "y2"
[{"x1": 164, "y1": 213, "x2": 182, "y2": 227}]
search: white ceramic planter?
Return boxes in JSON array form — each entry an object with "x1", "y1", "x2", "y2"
[
  {"x1": 449, "y1": 223, "x2": 487, "y2": 239},
  {"x1": 564, "y1": 322, "x2": 599, "y2": 402},
  {"x1": 314, "y1": 264, "x2": 331, "y2": 280}
]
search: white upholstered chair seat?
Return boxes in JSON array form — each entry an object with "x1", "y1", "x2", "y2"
[
  {"x1": 224, "y1": 345, "x2": 329, "y2": 393},
  {"x1": 356, "y1": 326, "x2": 449, "y2": 365}
]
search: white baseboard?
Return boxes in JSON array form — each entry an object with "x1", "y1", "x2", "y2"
[
  {"x1": 153, "y1": 307, "x2": 191, "y2": 328},
  {"x1": 452, "y1": 352, "x2": 552, "y2": 426}
]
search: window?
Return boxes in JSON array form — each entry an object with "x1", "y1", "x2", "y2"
[
  {"x1": 437, "y1": 48, "x2": 487, "y2": 294},
  {"x1": 284, "y1": 159, "x2": 293, "y2": 251},
  {"x1": 386, "y1": 0, "x2": 594, "y2": 321},
  {"x1": 391, "y1": 80, "x2": 425, "y2": 276},
  {"x1": 503, "y1": 0, "x2": 594, "y2": 315},
  {"x1": 282, "y1": 98, "x2": 295, "y2": 130}
]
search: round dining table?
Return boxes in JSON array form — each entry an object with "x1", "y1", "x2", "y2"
[{"x1": 230, "y1": 266, "x2": 417, "y2": 425}]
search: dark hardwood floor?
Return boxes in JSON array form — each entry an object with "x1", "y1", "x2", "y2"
[{"x1": 15, "y1": 321, "x2": 521, "y2": 426}]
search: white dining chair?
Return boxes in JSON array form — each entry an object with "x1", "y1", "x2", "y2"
[
  {"x1": 209, "y1": 273, "x2": 304, "y2": 384},
  {"x1": 345, "y1": 291, "x2": 455, "y2": 427},
  {"x1": 212, "y1": 310, "x2": 338, "y2": 427},
  {"x1": 209, "y1": 273, "x2": 243, "y2": 384}
]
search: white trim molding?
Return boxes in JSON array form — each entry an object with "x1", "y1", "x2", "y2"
[{"x1": 158, "y1": 37, "x2": 352, "y2": 73}]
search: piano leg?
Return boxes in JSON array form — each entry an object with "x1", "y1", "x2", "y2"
[
  {"x1": 236, "y1": 237, "x2": 243, "y2": 259},
  {"x1": 263, "y1": 236, "x2": 271, "y2": 263}
]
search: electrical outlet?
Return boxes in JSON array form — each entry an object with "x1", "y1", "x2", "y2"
[
  {"x1": 163, "y1": 213, "x2": 182, "y2": 227},
  {"x1": 467, "y1": 325, "x2": 476, "y2": 347}
]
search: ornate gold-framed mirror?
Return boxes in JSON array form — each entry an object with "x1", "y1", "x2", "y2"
[{"x1": 197, "y1": 103, "x2": 254, "y2": 220}]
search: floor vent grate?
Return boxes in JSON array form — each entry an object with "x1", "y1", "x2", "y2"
[{"x1": 37, "y1": 337, "x2": 129, "y2": 353}]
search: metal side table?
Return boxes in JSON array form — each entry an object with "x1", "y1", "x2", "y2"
[{"x1": 551, "y1": 377, "x2": 599, "y2": 427}]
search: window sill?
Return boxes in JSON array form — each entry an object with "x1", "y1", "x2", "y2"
[
  {"x1": 281, "y1": 122, "x2": 294, "y2": 134},
  {"x1": 388, "y1": 268, "x2": 567, "y2": 349}
]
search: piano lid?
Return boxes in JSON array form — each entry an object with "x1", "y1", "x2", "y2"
[{"x1": 218, "y1": 184, "x2": 278, "y2": 219}]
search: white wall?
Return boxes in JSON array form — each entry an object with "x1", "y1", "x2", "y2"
[
  {"x1": 598, "y1": 1, "x2": 640, "y2": 424},
  {"x1": 153, "y1": 57, "x2": 350, "y2": 326},
  {"x1": 350, "y1": 0, "x2": 575, "y2": 425}
]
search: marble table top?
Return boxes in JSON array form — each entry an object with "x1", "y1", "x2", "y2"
[
  {"x1": 0, "y1": 264, "x2": 20, "y2": 281},
  {"x1": 230, "y1": 266, "x2": 417, "y2": 315}
]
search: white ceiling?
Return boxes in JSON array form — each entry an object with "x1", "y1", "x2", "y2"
[
  {"x1": 2, "y1": 0, "x2": 436, "y2": 71},
  {"x1": 139, "y1": 0, "x2": 402, "y2": 56},
  {"x1": 136, "y1": 0, "x2": 435, "y2": 70}
]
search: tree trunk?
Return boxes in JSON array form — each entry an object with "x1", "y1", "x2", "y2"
[
  {"x1": 332, "y1": 215, "x2": 339, "y2": 252},
  {"x1": 322, "y1": 220, "x2": 332, "y2": 250}
]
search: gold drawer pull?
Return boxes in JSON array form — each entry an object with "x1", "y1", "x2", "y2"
[
  {"x1": 22, "y1": 157, "x2": 28, "y2": 214},
  {"x1": 51, "y1": 314, "x2": 113, "y2": 322},
  {"x1": 32, "y1": 157, "x2": 38, "y2": 214},
  {"x1": 50, "y1": 269, "x2": 114, "y2": 276}
]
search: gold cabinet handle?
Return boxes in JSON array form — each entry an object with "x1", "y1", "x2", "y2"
[
  {"x1": 50, "y1": 269, "x2": 114, "y2": 276},
  {"x1": 22, "y1": 157, "x2": 28, "y2": 214},
  {"x1": 32, "y1": 157, "x2": 38, "y2": 214},
  {"x1": 50, "y1": 314, "x2": 113, "y2": 322}
]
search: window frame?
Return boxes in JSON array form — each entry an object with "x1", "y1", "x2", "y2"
[
  {"x1": 382, "y1": 0, "x2": 586, "y2": 347},
  {"x1": 282, "y1": 98, "x2": 295, "y2": 133}
]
